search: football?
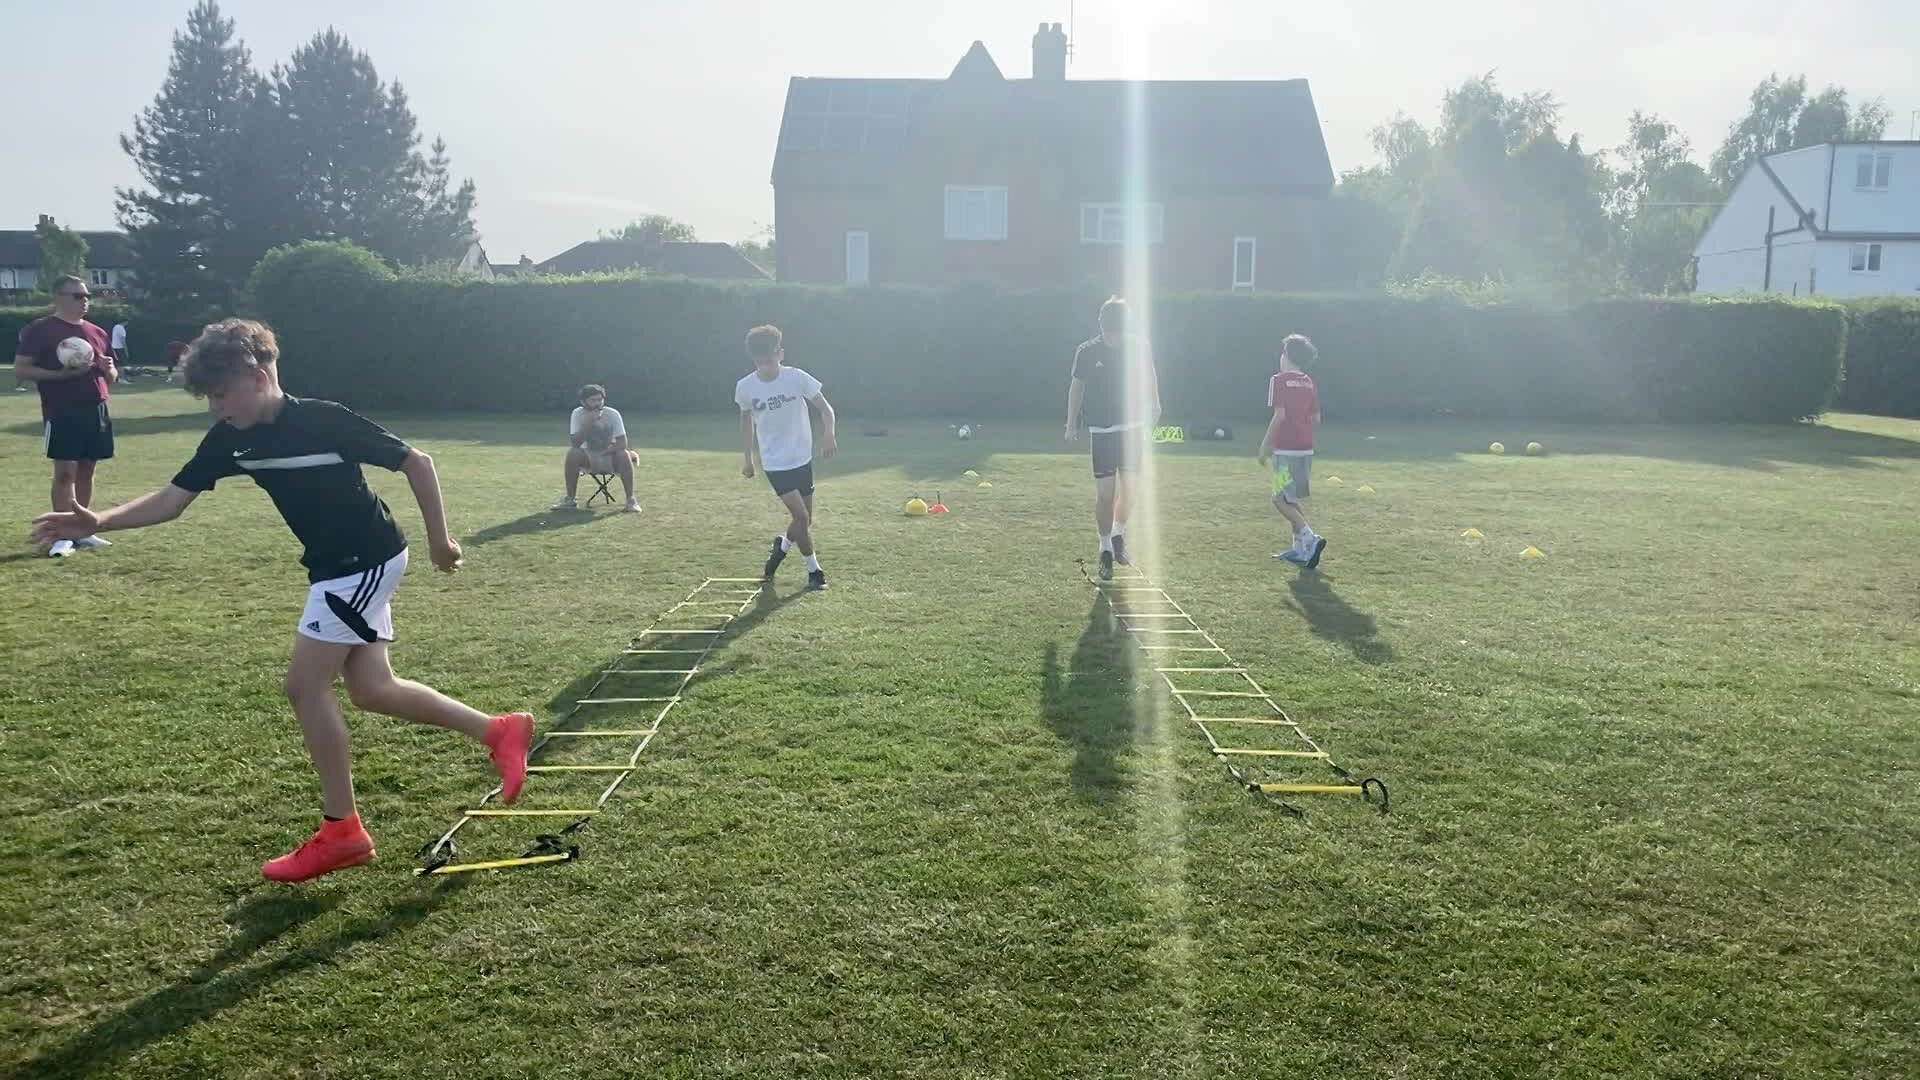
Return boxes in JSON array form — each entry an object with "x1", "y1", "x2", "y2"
[
  {"x1": 957, "y1": 425, "x2": 972, "y2": 440},
  {"x1": 56, "y1": 337, "x2": 95, "y2": 371}
]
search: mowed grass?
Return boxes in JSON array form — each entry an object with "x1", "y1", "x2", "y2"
[{"x1": 1, "y1": 381, "x2": 1916, "y2": 1079}]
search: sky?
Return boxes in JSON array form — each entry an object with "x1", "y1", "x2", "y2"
[{"x1": 4, "y1": 0, "x2": 1916, "y2": 263}]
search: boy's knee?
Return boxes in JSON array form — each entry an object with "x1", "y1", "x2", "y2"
[
  {"x1": 344, "y1": 673, "x2": 398, "y2": 713},
  {"x1": 283, "y1": 671, "x2": 332, "y2": 704}
]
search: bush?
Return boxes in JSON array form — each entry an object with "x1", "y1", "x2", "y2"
[
  {"x1": 1, "y1": 303, "x2": 210, "y2": 367},
  {"x1": 243, "y1": 239, "x2": 395, "y2": 318},
  {"x1": 246, "y1": 270, "x2": 1847, "y2": 424},
  {"x1": 1837, "y1": 299, "x2": 1920, "y2": 418}
]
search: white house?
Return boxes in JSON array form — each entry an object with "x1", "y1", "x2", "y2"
[
  {"x1": 0, "y1": 221, "x2": 136, "y2": 294},
  {"x1": 1694, "y1": 141, "x2": 1920, "y2": 299}
]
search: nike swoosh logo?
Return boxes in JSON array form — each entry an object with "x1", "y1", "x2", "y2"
[{"x1": 232, "y1": 449, "x2": 250, "y2": 456}]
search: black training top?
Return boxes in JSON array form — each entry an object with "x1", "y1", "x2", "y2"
[
  {"x1": 172, "y1": 396, "x2": 412, "y2": 582},
  {"x1": 1071, "y1": 335, "x2": 1139, "y2": 431}
]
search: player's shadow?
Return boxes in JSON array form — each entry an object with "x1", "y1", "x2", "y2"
[
  {"x1": 1286, "y1": 572, "x2": 1393, "y2": 665},
  {"x1": 8, "y1": 882, "x2": 466, "y2": 1080},
  {"x1": 463, "y1": 507, "x2": 621, "y2": 548},
  {"x1": 1041, "y1": 594, "x2": 1138, "y2": 804}
]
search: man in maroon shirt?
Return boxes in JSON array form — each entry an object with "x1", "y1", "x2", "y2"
[{"x1": 12, "y1": 275, "x2": 118, "y2": 556}]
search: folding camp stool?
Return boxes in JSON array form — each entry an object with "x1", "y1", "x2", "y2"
[{"x1": 584, "y1": 471, "x2": 617, "y2": 508}]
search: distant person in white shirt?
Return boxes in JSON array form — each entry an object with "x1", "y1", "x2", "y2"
[
  {"x1": 110, "y1": 321, "x2": 131, "y2": 379},
  {"x1": 736, "y1": 324, "x2": 836, "y2": 590},
  {"x1": 550, "y1": 383, "x2": 639, "y2": 512}
]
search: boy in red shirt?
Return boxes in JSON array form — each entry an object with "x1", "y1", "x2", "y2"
[{"x1": 1258, "y1": 334, "x2": 1326, "y2": 568}]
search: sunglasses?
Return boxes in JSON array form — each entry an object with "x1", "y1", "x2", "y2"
[{"x1": 58, "y1": 292, "x2": 91, "y2": 301}]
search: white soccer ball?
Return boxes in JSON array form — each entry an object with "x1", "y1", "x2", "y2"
[
  {"x1": 56, "y1": 337, "x2": 95, "y2": 371},
  {"x1": 957, "y1": 425, "x2": 972, "y2": 440}
]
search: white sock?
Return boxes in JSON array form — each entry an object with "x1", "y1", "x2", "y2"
[
  {"x1": 779, "y1": 535, "x2": 794, "y2": 553},
  {"x1": 1111, "y1": 521, "x2": 1125, "y2": 538},
  {"x1": 1099, "y1": 531, "x2": 1114, "y2": 554},
  {"x1": 804, "y1": 553, "x2": 821, "y2": 572}
]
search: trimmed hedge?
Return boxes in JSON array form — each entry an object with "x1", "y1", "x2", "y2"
[
  {"x1": 1837, "y1": 299, "x2": 1920, "y2": 418},
  {"x1": 251, "y1": 271, "x2": 1846, "y2": 424},
  {"x1": 2, "y1": 304, "x2": 209, "y2": 367}
]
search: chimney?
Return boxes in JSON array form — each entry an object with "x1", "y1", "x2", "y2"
[
  {"x1": 37, "y1": 214, "x2": 54, "y2": 229},
  {"x1": 1032, "y1": 21, "x2": 1067, "y2": 81}
]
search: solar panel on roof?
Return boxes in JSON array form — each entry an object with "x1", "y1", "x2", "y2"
[
  {"x1": 788, "y1": 80, "x2": 830, "y2": 111},
  {"x1": 780, "y1": 114, "x2": 825, "y2": 151},
  {"x1": 827, "y1": 82, "x2": 870, "y2": 114}
]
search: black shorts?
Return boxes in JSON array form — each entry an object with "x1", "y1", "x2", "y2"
[
  {"x1": 766, "y1": 463, "x2": 814, "y2": 498},
  {"x1": 1089, "y1": 428, "x2": 1141, "y2": 479},
  {"x1": 44, "y1": 402, "x2": 114, "y2": 462}
]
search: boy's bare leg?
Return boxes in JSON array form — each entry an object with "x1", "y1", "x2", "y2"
[
  {"x1": 342, "y1": 642, "x2": 491, "y2": 740},
  {"x1": 781, "y1": 490, "x2": 813, "y2": 556},
  {"x1": 1093, "y1": 475, "x2": 1117, "y2": 546},
  {"x1": 1275, "y1": 497, "x2": 1309, "y2": 534},
  {"x1": 284, "y1": 635, "x2": 360, "y2": 820}
]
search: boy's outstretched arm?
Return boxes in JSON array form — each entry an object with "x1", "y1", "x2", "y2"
[
  {"x1": 809, "y1": 392, "x2": 837, "y2": 458},
  {"x1": 31, "y1": 485, "x2": 198, "y2": 543},
  {"x1": 400, "y1": 449, "x2": 462, "y2": 572}
]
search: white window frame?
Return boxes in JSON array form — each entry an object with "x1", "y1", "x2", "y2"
[
  {"x1": 1078, "y1": 202, "x2": 1165, "y2": 245},
  {"x1": 89, "y1": 269, "x2": 110, "y2": 287},
  {"x1": 0, "y1": 269, "x2": 14, "y2": 289},
  {"x1": 1232, "y1": 236, "x2": 1257, "y2": 292},
  {"x1": 1850, "y1": 243, "x2": 1883, "y2": 273},
  {"x1": 1855, "y1": 152, "x2": 1892, "y2": 191},
  {"x1": 845, "y1": 230, "x2": 869, "y2": 285},
  {"x1": 943, "y1": 185, "x2": 1008, "y2": 241}
]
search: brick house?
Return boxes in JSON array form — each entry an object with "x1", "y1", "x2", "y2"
[{"x1": 771, "y1": 24, "x2": 1333, "y2": 292}]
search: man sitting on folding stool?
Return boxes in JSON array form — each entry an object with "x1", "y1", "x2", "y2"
[{"x1": 551, "y1": 383, "x2": 639, "y2": 512}]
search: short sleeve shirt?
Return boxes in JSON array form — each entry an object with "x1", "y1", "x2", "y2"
[
  {"x1": 171, "y1": 396, "x2": 412, "y2": 582},
  {"x1": 16, "y1": 316, "x2": 109, "y2": 420},
  {"x1": 733, "y1": 366, "x2": 822, "y2": 473}
]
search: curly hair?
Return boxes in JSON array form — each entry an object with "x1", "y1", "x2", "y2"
[{"x1": 183, "y1": 318, "x2": 281, "y2": 397}]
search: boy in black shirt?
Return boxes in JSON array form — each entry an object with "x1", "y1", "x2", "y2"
[
  {"x1": 1064, "y1": 297, "x2": 1160, "y2": 581},
  {"x1": 32, "y1": 319, "x2": 534, "y2": 883}
]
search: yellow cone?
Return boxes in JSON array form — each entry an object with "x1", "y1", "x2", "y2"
[
  {"x1": 1520, "y1": 545, "x2": 1545, "y2": 559},
  {"x1": 1356, "y1": 484, "x2": 1376, "y2": 494},
  {"x1": 977, "y1": 480, "x2": 993, "y2": 489},
  {"x1": 1325, "y1": 476, "x2": 1343, "y2": 485},
  {"x1": 1461, "y1": 527, "x2": 1483, "y2": 538},
  {"x1": 1489, "y1": 442, "x2": 1506, "y2": 455},
  {"x1": 904, "y1": 498, "x2": 928, "y2": 516}
]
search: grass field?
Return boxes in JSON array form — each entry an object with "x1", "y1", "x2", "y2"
[{"x1": 2, "y1": 381, "x2": 1917, "y2": 1079}]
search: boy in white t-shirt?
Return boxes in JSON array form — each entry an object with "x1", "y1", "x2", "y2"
[
  {"x1": 735, "y1": 324, "x2": 836, "y2": 590},
  {"x1": 550, "y1": 383, "x2": 639, "y2": 512}
]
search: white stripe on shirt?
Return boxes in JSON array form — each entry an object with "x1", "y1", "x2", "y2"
[{"x1": 235, "y1": 452, "x2": 346, "y2": 471}]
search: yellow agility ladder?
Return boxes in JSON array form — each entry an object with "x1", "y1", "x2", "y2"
[
  {"x1": 1084, "y1": 560, "x2": 1388, "y2": 815},
  {"x1": 414, "y1": 577, "x2": 769, "y2": 874}
]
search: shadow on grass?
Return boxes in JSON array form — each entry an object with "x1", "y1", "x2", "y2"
[
  {"x1": 8, "y1": 882, "x2": 466, "y2": 1080},
  {"x1": 3, "y1": 410, "x2": 210, "y2": 440},
  {"x1": 1041, "y1": 593, "x2": 1138, "y2": 804},
  {"x1": 463, "y1": 506, "x2": 622, "y2": 549},
  {"x1": 1285, "y1": 571, "x2": 1393, "y2": 665}
]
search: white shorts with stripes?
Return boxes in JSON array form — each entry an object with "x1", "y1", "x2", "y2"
[{"x1": 298, "y1": 549, "x2": 408, "y2": 645}]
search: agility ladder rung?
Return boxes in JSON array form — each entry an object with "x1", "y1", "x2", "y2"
[
  {"x1": 419, "y1": 576, "x2": 767, "y2": 871},
  {"x1": 1086, "y1": 564, "x2": 1384, "y2": 812}
]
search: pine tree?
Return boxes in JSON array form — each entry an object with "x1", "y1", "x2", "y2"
[
  {"x1": 115, "y1": 1, "x2": 260, "y2": 310},
  {"x1": 261, "y1": 29, "x2": 477, "y2": 265}
]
